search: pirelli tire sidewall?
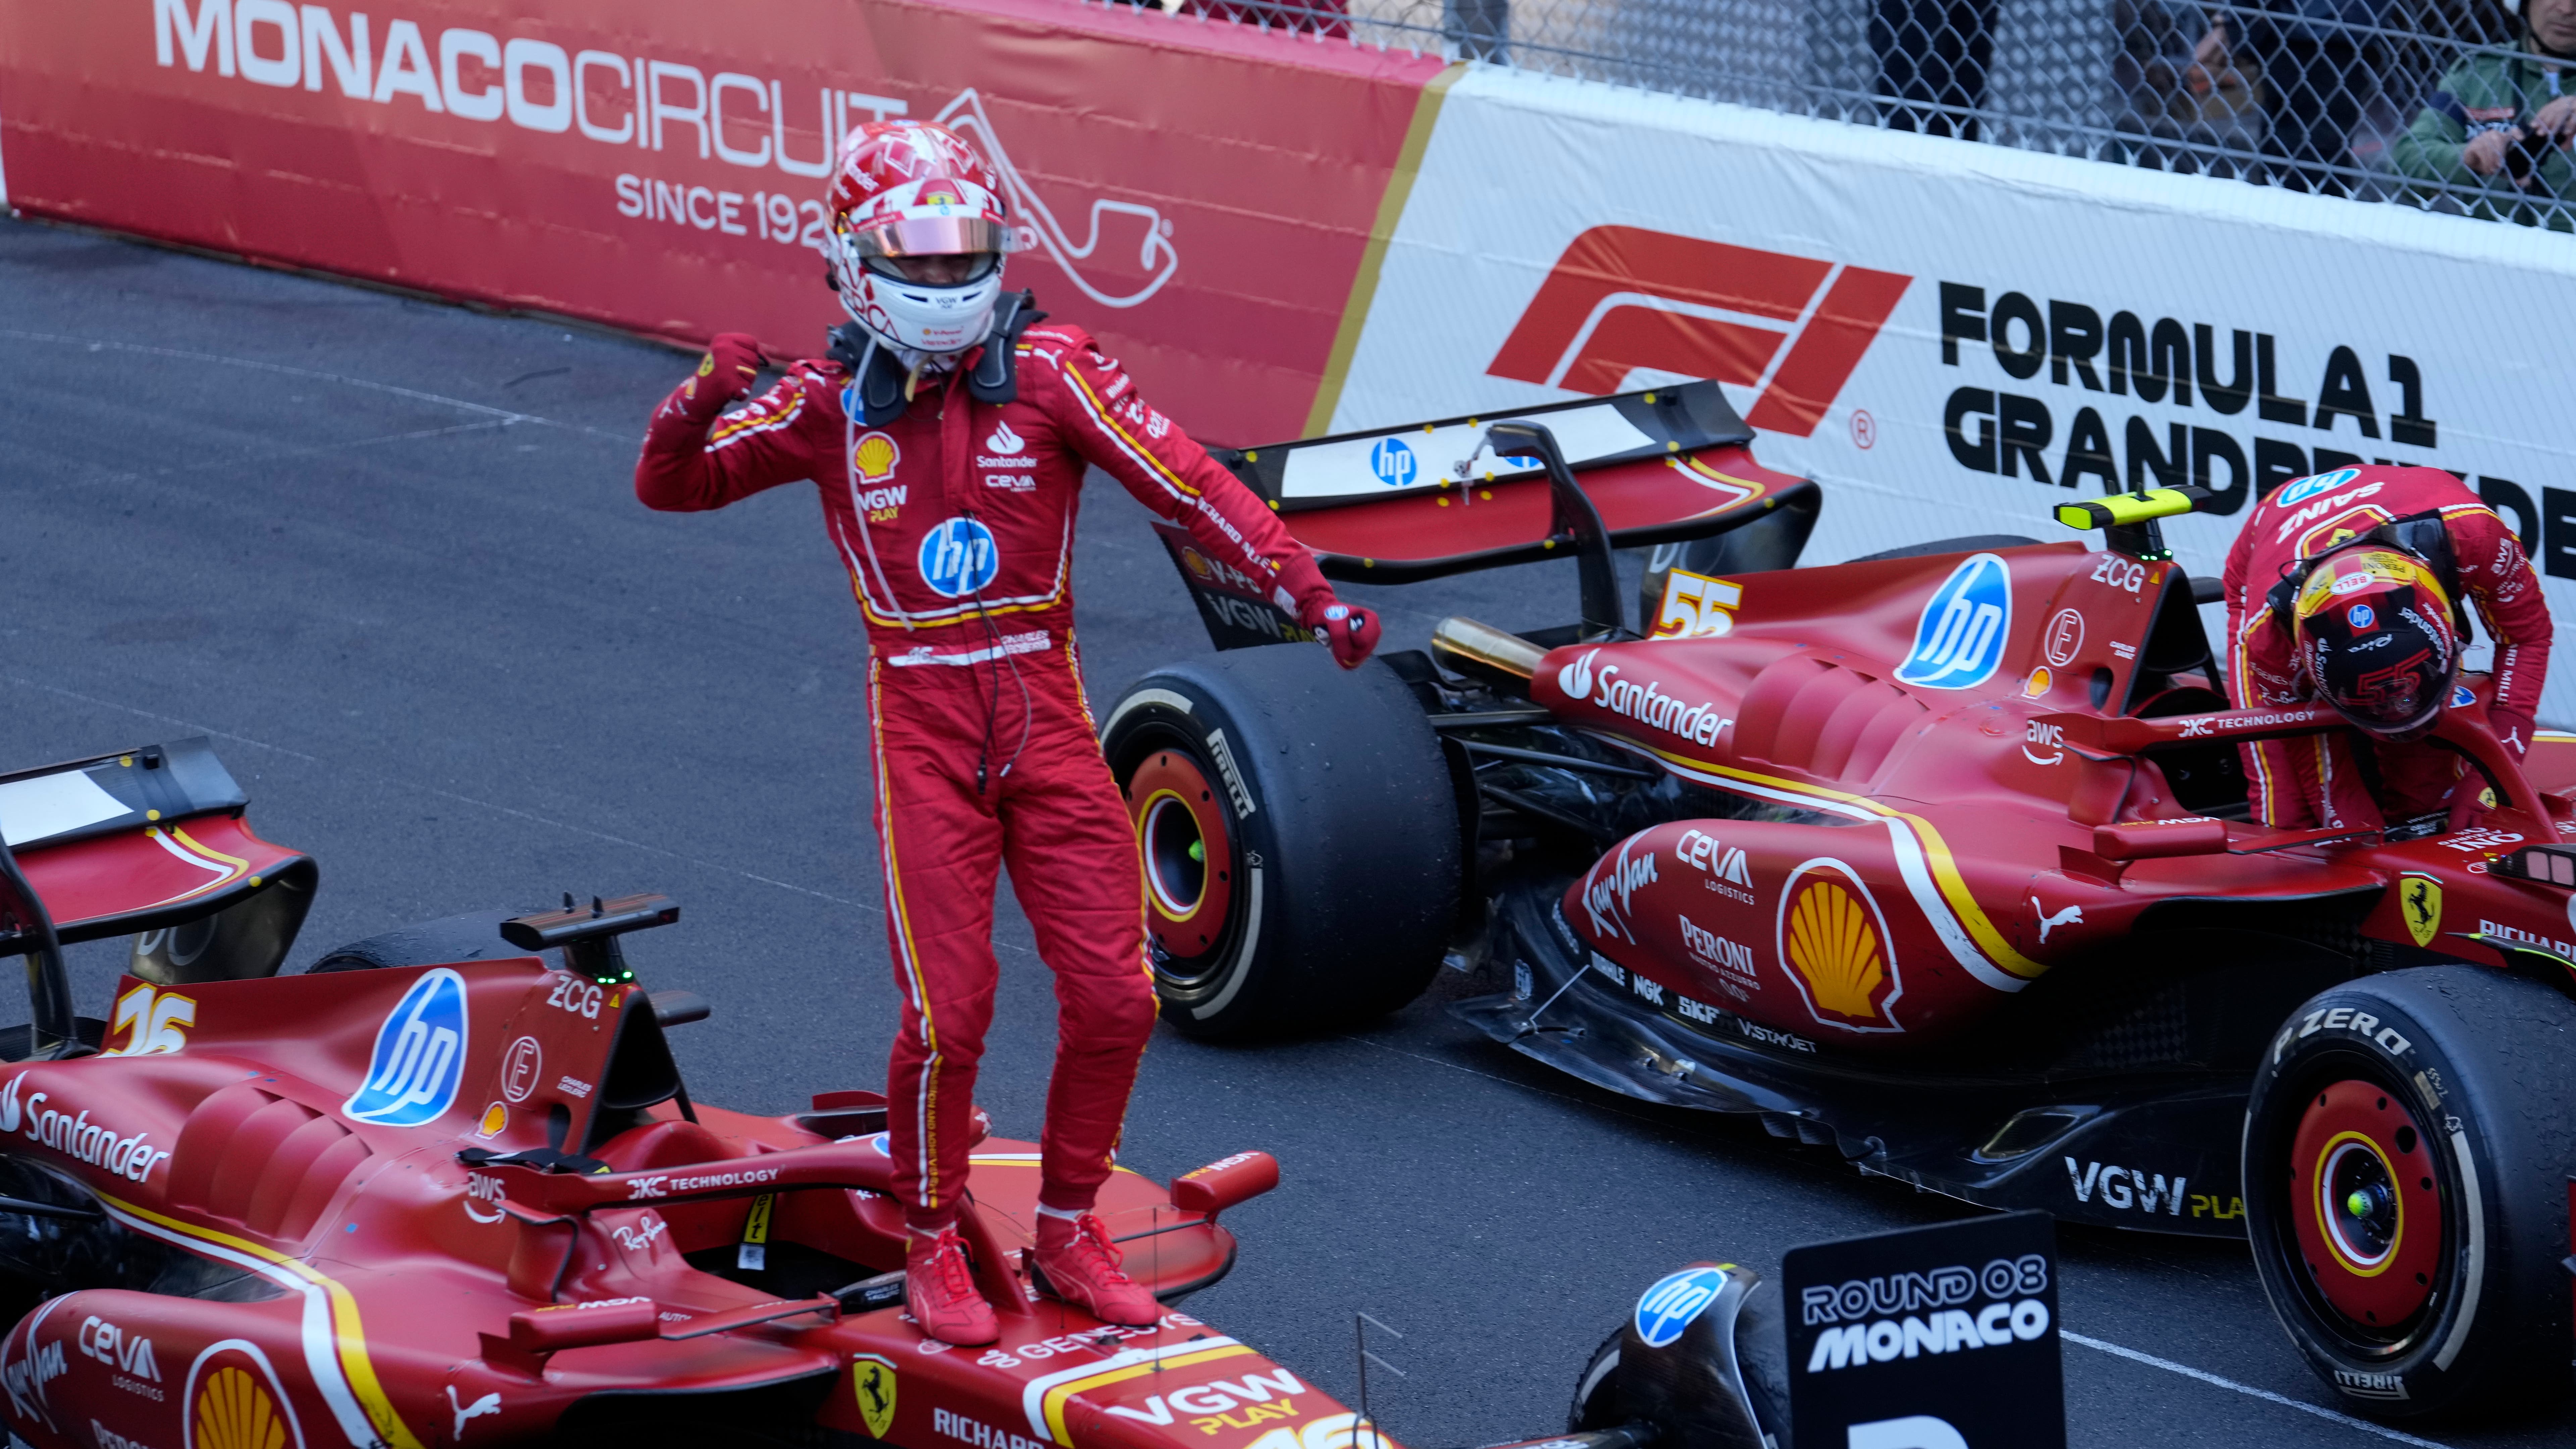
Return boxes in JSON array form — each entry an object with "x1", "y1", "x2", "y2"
[
  {"x1": 2243, "y1": 965, "x2": 2576, "y2": 1420},
  {"x1": 1101, "y1": 648, "x2": 1460, "y2": 1039}
]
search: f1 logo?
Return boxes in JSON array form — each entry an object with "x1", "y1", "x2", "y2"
[{"x1": 1487, "y1": 227, "x2": 1911, "y2": 437}]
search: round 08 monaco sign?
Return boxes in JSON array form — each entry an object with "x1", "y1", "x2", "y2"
[{"x1": 1783, "y1": 1211, "x2": 2062, "y2": 1449}]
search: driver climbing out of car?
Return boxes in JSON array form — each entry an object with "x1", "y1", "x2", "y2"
[
  {"x1": 631, "y1": 120, "x2": 1379, "y2": 1346},
  {"x1": 2220, "y1": 463, "x2": 2551, "y2": 834}
]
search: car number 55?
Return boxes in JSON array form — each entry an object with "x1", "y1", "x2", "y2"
[
  {"x1": 1654, "y1": 568, "x2": 1745, "y2": 639},
  {"x1": 102, "y1": 982, "x2": 196, "y2": 1057}
]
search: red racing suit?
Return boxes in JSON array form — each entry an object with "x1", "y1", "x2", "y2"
[
  {"x1": 635, "y1": 320, "x2": 1333, "y2": 1228},
  {"x1": 2220, "y1": 464, "x2": 2550, "y2": 830}
]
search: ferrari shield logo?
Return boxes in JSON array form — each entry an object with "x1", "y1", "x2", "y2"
[
  {"x1": 853, "y1": 1355, "x2": 897, "y2": 1438},
  {"x1": 2400, "y1": 874, "x2": 2442, "y2": 949}
]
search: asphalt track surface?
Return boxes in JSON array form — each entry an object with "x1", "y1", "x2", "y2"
[{"x1": 3, "y1": 214, "x2": 2570, "y2": 1449}]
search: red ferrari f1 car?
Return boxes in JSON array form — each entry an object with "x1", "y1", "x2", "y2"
[
  {"x1": 0, "y1": 738, "x2": 1813, "y2": 1449},
  {"x1": 1105, "y1": 382, "x2": 2576, "y2": 1419}
]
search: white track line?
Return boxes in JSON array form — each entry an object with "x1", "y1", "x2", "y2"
[
  {"x1": 3, "y1": 327, "x2": 640, "y2": 443},
  {"x1": 3, "y1": 327, "x2": 533, "y2": 421},
  {"x1": 2064, "y1": 1332, "x2": 2453, "y2": 1448},
  {"x1": 1, "y1": 673, "x2": 881, "y2": 918}
]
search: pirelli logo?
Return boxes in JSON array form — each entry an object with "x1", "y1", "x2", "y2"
[{"x1": 1488, "y1": 226, "x2": 1912, "y2": 437}]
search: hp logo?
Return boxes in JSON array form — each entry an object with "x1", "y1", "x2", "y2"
[
  {"x1": 919, "y1": 517, "x2": 1001, "y2": 598},
  {"x1": 1634, "y1": 1265, "x2": 1730, "y2": 1348},
  {"x1": 2275, "y1": 467, "x2": 2361, "y2": 507},
  {"x1": 1369, "y1": 438, "x2": 1418, "y2": 488},
  {"x1": 344, "y1": 968, "x2": 469, "y2": 1126},
  {"x1": 1895, "y1": 553, "x2": 2014, "y2": 691}
]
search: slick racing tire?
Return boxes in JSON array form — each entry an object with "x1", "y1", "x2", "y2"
[
  {"x1": 2244, "y1": 966, "x2": 2576, "y2": 1419},
  {"x1": 1568, "y1": 1328, "x2": 1627, "y2": 1432},
  {"x1": 1844, "y1": 534, "x2": 2039, "y2": 564},
  {"x1": 305, "y1": 909, "x2": 523, "y2": 973},
  {"x1": 1102, "y1": 648, "x2": 1459, "y2": 1039}
]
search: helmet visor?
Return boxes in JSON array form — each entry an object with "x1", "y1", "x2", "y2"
[
  {"x1": 2325, "y1": 680, "x2": 2447, "y2": 739},
  {"x1": 848, "y1": 215, "x2": 1016, "y2": 260}
]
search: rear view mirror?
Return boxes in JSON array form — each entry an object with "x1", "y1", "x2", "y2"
[{"x1": 1170, "y1": 1150, "x2": 1280, "y2": 1219}]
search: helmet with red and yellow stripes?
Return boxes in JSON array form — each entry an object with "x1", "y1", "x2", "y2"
[{"x1": 2292, "y1": 547, "x2": 2461, "y2": 739}]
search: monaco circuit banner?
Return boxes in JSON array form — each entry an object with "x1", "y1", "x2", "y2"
[
  {"x1": 0, "y1": 0, "x2": 1442, "y2": 443},
  {"x1": 9, "y1": 2, "x2": 2576, "y2": 718}
]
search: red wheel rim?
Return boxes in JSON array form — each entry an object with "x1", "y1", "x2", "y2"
[
  {"x1": 2288, "y1": 1078, "x2": 2443, "y2": 1332},
  {"x1": 1123, "y1": 750, "x2": 1234, "y2": 960}
]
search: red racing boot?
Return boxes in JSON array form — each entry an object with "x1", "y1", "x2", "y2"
[
  {"x1": 906, "y1": 1228, "x2": 999, "y2": 1346},
  {"x1": 1034, "y1": 1211, "x2": 1160, "y2": 1327}
]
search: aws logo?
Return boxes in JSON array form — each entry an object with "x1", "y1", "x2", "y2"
[{"x1": 1488, "y1": 227, "x2": 1911, "y2": 437}]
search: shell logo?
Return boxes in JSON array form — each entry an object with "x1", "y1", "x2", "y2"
[
  {"x1": 195, "y1": 1366, "x2": 285, "y2": 1449},
  {"x1": 852, "y1": 432, "x2": 901, "y2": 485},
  {"x1": 1776, "y1": 861, "x2": 1902, "y2": 1032},
  {"x1": 184, "y1": 1345, "x2": 302, "y2": 1449},
  {"x1": 1180, "y1": 548, "x2": 1213, "y2": 580}
]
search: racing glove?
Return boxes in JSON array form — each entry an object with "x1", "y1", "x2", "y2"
[
  {"x1": 1302, "y1": 598, "x2": 1380, "y2": 670},
  {"x1": 666, "y1": 332, "x2": 766, "y2": 424}
]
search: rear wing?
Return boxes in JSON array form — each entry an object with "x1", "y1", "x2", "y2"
[
  {"x1": 0, "y1": 739, "x2": 313, "y2": 1056},
  {"x1": 1162, "y1": 381, "x2": 1816, "y2": 650}
]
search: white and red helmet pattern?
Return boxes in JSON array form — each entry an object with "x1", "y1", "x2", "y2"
[{"x1": 826, "y1": 121, "x2": 1020, "y2": 355}]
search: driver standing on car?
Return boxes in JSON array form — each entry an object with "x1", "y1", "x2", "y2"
[
  {"x1": 632, "y1": 120, "x2": 1379, "y2": 1346},
  {"x1": 2220, "y1": 463, "x2": 2551, "y2": 833}
]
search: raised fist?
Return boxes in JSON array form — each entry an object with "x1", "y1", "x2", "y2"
[
  {"x1": 1305, "y1": 599, "x2": 1381, "y2": 670},
  {"x1": 676, "y1": 332, "x2": 766, "y2": 421}
]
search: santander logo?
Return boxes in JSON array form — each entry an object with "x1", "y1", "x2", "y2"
[
  {"x1": 986, "y1": 420, "x2": 1025, "y2": 456},
  {"x1": 1557, "y1": 648, "x2": 1599, "y2": 701},
  {"x1": 1488, "y1": 227, "x2": 1911, "y2": 437},
  {"x1": 1554, "y1": 648, "x2": 1733, "y2": 747}
]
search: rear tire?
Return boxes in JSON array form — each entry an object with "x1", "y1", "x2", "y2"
[
  {"x1": 2244, "y1": 966, "x2": 2576, "y2": 1419},
  {"x1": 305, "y1": 909, "x2": 524, "y2": 973},
  {"x1": 1567, "y1": 1328, "x2": 1624, "y2": 1431},
  {"x1": 1101, "y1": 648, "x2": 1459, "y2": 1039}
]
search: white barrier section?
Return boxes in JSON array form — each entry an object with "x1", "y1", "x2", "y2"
[{"x1": 1337, "y1": 65, "x2": 2576, "y2": 722}]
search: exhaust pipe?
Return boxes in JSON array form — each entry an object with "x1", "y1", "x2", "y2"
[{"x1": 1432, "y1": 617, "x2": 1544, "y2": 680}]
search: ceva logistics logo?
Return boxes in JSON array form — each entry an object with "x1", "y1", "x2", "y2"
[
  {"x1": 920, "y1": 518, "x2": 1001, "y2": 598},
  {"x1": 1894, "y1": 553, "x2": 2013, "y2": 691},
  {"x1": 344, "y1": 968, "x2": 469, "y2": 1126},
  {"x1": 1634, "y1": 1265, "x2": 1730, "y2": 1348}
]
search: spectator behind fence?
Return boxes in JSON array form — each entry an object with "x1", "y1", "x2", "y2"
[
  {"x1": 2200, "y1": 0, "x2": 2386, "y2": 194},
  {"x1": 1875, "y1": 1, "x2": 1996, "y2": 140},
  {"x1": 2393, "y1": 0, "x2": 2576, "y2": 225},
  {"x1": 2115, "y1": 2, "x2": 2266, "y2": 168}
]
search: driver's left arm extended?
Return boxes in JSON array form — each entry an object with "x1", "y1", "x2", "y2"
[
  {"x1": 1029, "y1": 328, "x2": 1332, "y2": 621},
  {"x1": 2443, "y1": 503, "x2": 2552, "y2": 734}
]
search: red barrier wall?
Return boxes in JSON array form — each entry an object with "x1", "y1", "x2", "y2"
[{"x1": 0, "y1": 0, "x2": 1445, "y2": 441}]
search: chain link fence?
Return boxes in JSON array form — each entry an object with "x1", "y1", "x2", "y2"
[{"x1": 1162, "y1": 0, "x2": 2576, "y2": 232}]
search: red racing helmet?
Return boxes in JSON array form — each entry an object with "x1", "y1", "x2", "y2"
[
  {"x1": 2290, "y1": 547, "x2": 2461, "y2": 739},
  {"x1": 825, "y1": 121, "x2": 1022, "y2": 355}
]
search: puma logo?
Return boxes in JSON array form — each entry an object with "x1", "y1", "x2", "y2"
[
  {"x1": 448, "y1": 1386, "x2": 501, "y2": 1438},
  {"x1": 2033, "y1": 898, "x2": 2084, "y2": 945}
]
